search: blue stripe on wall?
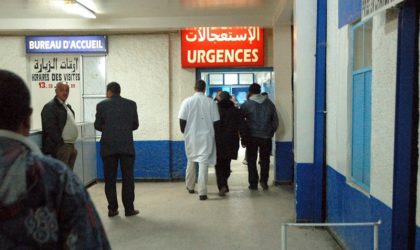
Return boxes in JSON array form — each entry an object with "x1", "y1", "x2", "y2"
[
  {"x1": 97, "y1": 140, "x2": 187, "y2": 180},
  {"x1": 170, "y1": 141, "x2": 188, "y2": 179},
  {"x1": 275, "y1": 141, "x2": 293, "y2": 183},
  {"x1": 326, "y1": 165, "x2": 391, "y2": 249},
  {"x1": 295, "y1": 163, "x2": 315, "y2": 221},
  {"x1": 417, "y1": 228, "x2": 420, "y2": 250}
]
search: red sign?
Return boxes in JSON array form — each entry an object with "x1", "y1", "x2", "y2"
[{"x1": 181, "y1": 26, "x2": 264, "y2": 68}]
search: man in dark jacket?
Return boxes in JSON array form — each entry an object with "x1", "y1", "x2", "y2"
[
  {"x1": 41, "y1": 82, "x2": 78, "y2": 169},
  {"x1": 240, "y1": 83, "x2": 278, "y2": 190},
  {"x1": 94, "y1": 82, "x2": 139, "y2": 217},
  {"x1": 215, "y1": 91, "x2": 247, "y2": 196}
]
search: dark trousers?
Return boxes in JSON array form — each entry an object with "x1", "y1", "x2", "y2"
[
  {"x1": 246, "y1": 137, "x2": 272, "y2": 188},
  {"x1": 215, "y1": 158, "x2": 231, "y2": 191},
  {"x1": 102, "y1": 154, "x2": 135, "y2": 212}
]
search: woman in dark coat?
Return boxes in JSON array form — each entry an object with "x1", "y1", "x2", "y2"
[{"x1": 215, "y1": 91, "x2": 247, "y2": 196}]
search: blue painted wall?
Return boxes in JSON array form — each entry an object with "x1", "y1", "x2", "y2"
[
  {"x1": 275, "y1": 141, "x2": 293, "y2": 183},
  {"x1": 170, "y1": 141, "x2": 188, "y2": 179},
  {"x1": 326, "y1": 166, "x2": 392, "y2": 249},
  {"x1": 338, "y1": 0, "x2": 361, "y2": 28},
  {"x1": 97, "y1": 140, "x2": 187, "y2": 180},
  {"x1": 295, "y1": 163, "x2": 315, "y2": 221}
]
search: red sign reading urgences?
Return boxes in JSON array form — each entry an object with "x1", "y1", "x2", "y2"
[{"x1": 181, "y1": 26, "x2": 264, "y2": 68}]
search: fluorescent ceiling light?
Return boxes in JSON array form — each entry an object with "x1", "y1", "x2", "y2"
[{"x1": 62, "y1": 0, "x2": 96, "y2": 19}]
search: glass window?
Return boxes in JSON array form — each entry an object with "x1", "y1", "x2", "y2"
[
  {"x1": 209, "y1": 73, "x2": 223, "y2": 85},
  {"x1": 364, "y1": 20, "x2": 373, "y2": 68},
  {"x1": 239, "y1": 73, "x2": 254, "y2": 85},
  {"x1": 224, "y1": 73, "x2": 238, "y2": 85},
  {"x1": 350, "y1": 20, "x2": 373, "y2": 190},
  {"x1": 353, "y1": 25, "x2": 364, "y2": 71}
]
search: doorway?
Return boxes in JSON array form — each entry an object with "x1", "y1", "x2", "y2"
[{"x1": 197, "y1": 67, "x2": 274, "y2": 104}]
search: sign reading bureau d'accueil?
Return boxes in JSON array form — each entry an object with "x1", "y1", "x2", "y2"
[{"x1": 26, "y1": 35, "x2": 107, "y2": 54}]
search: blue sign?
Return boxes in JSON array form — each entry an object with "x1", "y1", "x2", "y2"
[
  {"x1": 26, "y1": 35, "x2": 107, "y2": 54},
  {"x1": 338, "y1": 0, "x2": 361, "y2": 28}
]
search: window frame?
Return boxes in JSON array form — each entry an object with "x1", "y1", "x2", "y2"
[{"x1": 349, "y1": 19, "x2": 373, "y2": 191}]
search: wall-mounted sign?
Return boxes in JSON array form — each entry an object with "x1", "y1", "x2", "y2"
[
  {"x1": 362, "y1": 0, "x2": 404, "y2": 21},
  {"x1": 26, "y1": 35, "x2": 107, "y2": 54},
  {"x1": 181, "y1": 27, "x2": 264, "y2": 68},
  {"x1": 29, "y1": 55, "x2": 82, "y2": 129}
]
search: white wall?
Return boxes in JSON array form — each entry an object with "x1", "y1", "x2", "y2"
[
  {"x1": 273, "y1": 23, "x2": 293, "y2": 142},
  {"x1": 106, "y1": 34, "x2": 170, "y2": 141},
  {"x1": 370, "y1": 10, "x2": 398, "y2": 207},
  {"x1": 293, "y1": 0, "x2": 317, "y2": 163},
  {"x1": 169, "y1": 32, "x2": 195, "y2": 141},
  {"x1": 326, "y1": 0, "x2": 398, "y2": 208},
  {"x1": 0, "y1": 36, "x2": 27, "y2": 80},
  {"x1": 326, "y1": 0, "x2": 351, "y2": 176}
]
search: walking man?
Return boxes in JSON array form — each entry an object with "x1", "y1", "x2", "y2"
[
  {"x1": 41, "y1": 82, "x2": 78, "y2": 169},
  {"x1": 241, "y1": 83, "x2": 278, "y2": 190},
  {"x1": 178, "y1": 79, "x2": 220, "y2": 200},
  {"x1": 94, "y1": 82, "x2": 139, "y2": 217}
]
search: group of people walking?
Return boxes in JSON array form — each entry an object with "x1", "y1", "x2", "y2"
[
  {"x1": 179, "y1": 79, "x2": 278, "y2": 200},
  {"x1": 0, "y1": 68, "x2": 278, "y2": 247}
]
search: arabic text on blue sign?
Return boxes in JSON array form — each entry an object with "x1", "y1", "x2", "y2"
[{"x1": 26, "y1": 36, "x2": 107, "y2": 54}]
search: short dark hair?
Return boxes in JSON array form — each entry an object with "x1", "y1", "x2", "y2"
[
  {"x1": 249, "y1": 83, "x2": 261, "y2": 94},
  {"x1": 107, "y1": 82, "x2": 121, "y2": 94},
  {"x1": 0, "y1": 69, "x2": 32, "y2": 131},
  {"x1": 195, "y1": 79, "x2": 206, "y2": 92}
]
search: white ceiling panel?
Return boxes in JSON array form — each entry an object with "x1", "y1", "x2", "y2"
[{"x1": 0, "y1": 0, "x2": 292, "y2": 33}]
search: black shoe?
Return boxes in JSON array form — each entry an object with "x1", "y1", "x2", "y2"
[
  {"x1": 125, "y1": 209, "x2": 139, "y2": 217},
  {"x1": 260, "y1": 182, "x2": 269, "y2": 190},
  {"x1": 186, "y1": 187, "x2": 195, "y2": 194},
  {"x1": 108, "y1": 209, "x2": 119, "y2": 217},
  {"x1": 199, "y1": 195, "x2": 208, "y2": 200},
  {"x1": 218, "y1": 186, "x2": 227, "y2": 197},
  {"x1": 248, "y1": 185, "x2": 258, "y2": 191}
]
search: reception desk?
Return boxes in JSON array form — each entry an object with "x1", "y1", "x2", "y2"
[{"x1": 29, "y1": 123, "x2": 97, "y2": 186}]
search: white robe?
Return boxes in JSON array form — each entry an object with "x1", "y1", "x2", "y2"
[{"x1": 178, "y1": 92, "x2": 220, "y2": 165}]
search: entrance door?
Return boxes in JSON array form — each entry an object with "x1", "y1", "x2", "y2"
[{"x1": 197, "y1": 67, "x2": 275, "y2": 155}]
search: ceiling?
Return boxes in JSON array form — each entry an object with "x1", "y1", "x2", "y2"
[{"x1": 0, "y1": 0, "x2": 293, "y2": 34}]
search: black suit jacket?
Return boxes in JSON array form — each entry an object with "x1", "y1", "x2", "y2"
[
  {"x1": 41, "y1": 97, "x2": 75, "y2": 156},
  {"x1": 94, "y1": 95, "x2": 139, "y2": 157}
]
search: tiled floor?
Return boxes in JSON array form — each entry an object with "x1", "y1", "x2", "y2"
[{"x1": 88, "y1": 149, "x2": 341, "y2": 250}]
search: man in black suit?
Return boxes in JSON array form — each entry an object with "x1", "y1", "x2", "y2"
[
  {"x1": 41, "y1": 82, "x2": 78, "y2": 170},
  {"x1": 94, "y1": 82, "x2": 139, "y2": 217}
]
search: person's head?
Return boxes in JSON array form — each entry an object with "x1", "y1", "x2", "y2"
[
  {"x1": 106, "y1": 81, "x2": 121, "y2": 98},
  {"x1": 55, "y1": 82, "x2": 70, "y2": 102},
  {"x1": 248, "y1": 83, "x2": 261, "y2": 96},
  {"x1": 195, "y1": 79, "x2": 206, "y2": 93},
  {"x1": 219, "y1": 91, "x2": 230, "y2": 102},
  {"x1": 0, "y1": 69, "x2": 32, "y2": 135}
]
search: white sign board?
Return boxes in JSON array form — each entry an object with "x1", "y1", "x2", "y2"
[
  {"x1": 362, "y1": 0, "x2": 404, "y2": 21},
  {"x1": 30, "y1": 55, "x2": 82, "y2": 130}
]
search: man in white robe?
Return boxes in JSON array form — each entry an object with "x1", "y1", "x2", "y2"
[{"x1": 178, "y1": 79, "x2": 220, "y2": 200}]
